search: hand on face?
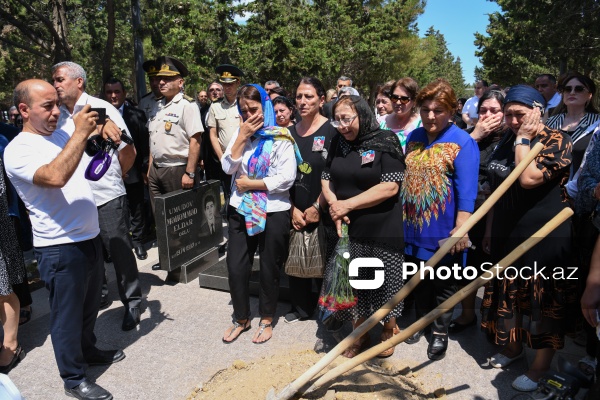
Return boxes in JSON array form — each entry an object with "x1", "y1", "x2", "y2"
[
  {"x1": 515, "y1": 107, "x2": 542, "y2": 140},
  {"x1": 239, "y1": 112, "x2": 264, "y2": 139},
  {"x1": 477, "y1": 112, "x2": 503, "y2": 137}
]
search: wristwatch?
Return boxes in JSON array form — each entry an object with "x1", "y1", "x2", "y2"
[
  {"x1": 312, "y1": 201, "x2": 320, "y2": 212},
  {"x1": 185, "y1": 171, "x2": 195, "y2": 179},
  {"x1": 513, "y1": 137, "x2": 531, "y2": 148}
]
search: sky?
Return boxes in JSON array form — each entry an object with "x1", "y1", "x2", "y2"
[{"x1": 416, "y1": 0, "x2": 502, "y2": 84}]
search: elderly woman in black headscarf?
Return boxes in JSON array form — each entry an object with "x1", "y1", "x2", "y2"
[
  {"x1": 320, "y1": 95, "x2": 405, "y2": 359},
  {"x1": 480, "y1": 85, "x2": 575, "y2": 392}
]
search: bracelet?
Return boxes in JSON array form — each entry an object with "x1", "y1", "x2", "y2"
[{"x1": 312, "y1": 201, "x2": 320, "y2": 212}]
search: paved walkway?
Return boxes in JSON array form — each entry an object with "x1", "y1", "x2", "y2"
[{"x1": 5, "y1": 246, "x2": 589, "y2": 400}]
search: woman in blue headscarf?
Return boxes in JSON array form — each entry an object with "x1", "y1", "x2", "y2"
[
  {"x1": 221, "y1": 84, "x2": 302, "y2": 344},
  {"x1": 480, "y1": 85, "x2": 575, "y2": 392}
]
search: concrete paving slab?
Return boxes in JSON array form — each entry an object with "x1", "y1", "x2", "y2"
[{"x1": 4, "y1": 245, "x2": 590, "y2": 400}]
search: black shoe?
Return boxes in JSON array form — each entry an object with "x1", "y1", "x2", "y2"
[
  {"x1": 65, "y1": 380, "x2": 113, "y2": 400},
  {"x1": 85, "y1": 348, "x2": 125, "y2": 366},
  {"x1": 99, "y1": 295, "x2": 110, "y2": 310},
  {"x1": 218, "y1": 242, "x2": 228, "y2": 256},
  {"x1": 0, "y1": 345, "x2": 25, "y2": 374},
  {"x1": 134, "y1": 245, "x2": 147, "y2": 260},
  {"x1": 122, "y1": 307, "x2": 141, "y2": 331},
  {"x1": 151, "y1": 263, "x2": 161, "y2": 271},
  {"x1": 427, "y1": 334, "x2": 448, "y2": 361},
  {"x1": 448, "y1": 318, "x2": 477, "y2": 334},
  {"x1": 405, "y1": 330, "x2": 426, "y2": 345}
]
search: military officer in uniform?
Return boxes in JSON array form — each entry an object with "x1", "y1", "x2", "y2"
[
  {"x1": 139, "y1": 59, "x2": 163, "y2": 120},
  {"x1": 207, "y1": 64, "x2": 243, "y2": 208},
  {"x1": 147, "y1": 56, "x2": 203, "y2": 213}
]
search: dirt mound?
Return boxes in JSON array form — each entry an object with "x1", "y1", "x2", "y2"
[{"x1": 189, "y1": 349, "x2": 429, "y2": 400}]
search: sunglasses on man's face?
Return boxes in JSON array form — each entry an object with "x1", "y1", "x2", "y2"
[
  {"x1": 562, "y1": 85, "x2": 587, "y2": 94},
  {"x1": 390, "y1": 94, "x2": 411, "y2": 104}
]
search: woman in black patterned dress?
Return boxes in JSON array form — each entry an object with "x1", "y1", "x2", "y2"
[
  {"x1": 481, "y1": 85, "x2": 575, "y2": 392},
  {"x1": 0, "y1": 158, "x2": 27, "y2": 373},
  {"x1": 321, "y1": 95, "x2": 405, "y2": 359}
]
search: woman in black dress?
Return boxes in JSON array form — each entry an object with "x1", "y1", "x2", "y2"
[
  {"x1": 321, "y1": 95, "x2": 405, "y2": 358},
  {"x1": 0, "y1": 158, "x2": 27, "y2": 372},
  {"x1": 481, "y1": 85, "x2": 575, "y2": 392},
  {"x1": 285, "y1": 77, "x2": 336, "y2": 324}
]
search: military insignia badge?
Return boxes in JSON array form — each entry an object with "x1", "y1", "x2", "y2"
[{"x1": 165, "y1": 121, "x2": 172, "y2": 131}]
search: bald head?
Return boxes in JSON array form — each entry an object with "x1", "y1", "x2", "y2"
[
  {"x1": 14, "y1": 79, "x2": 54, "y2": 107},
  {"x1": 14, "y1": 79, "x2": 60, "y2": 136}
]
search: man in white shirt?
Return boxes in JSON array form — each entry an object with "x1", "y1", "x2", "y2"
[
  {"x1": 535, "y1": 74, "x2": 561, "y2": 113},
  {"x1": 5, "y1": 79, "x2": 124, "y2": 400},
  {"x1": 52, "y1": 62, "x2": 142, "y2": 332},
  {"x1": 462, "y1": 80, "x2": 488, "y2": 128}
]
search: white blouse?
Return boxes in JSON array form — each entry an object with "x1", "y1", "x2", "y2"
[{"x1": 221, "y1": 129, "x2": 297, "y2": 212}]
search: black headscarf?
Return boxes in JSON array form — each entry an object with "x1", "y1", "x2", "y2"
[{"x1": 334, "y1": 95, "x2": 404, "y2": 161}]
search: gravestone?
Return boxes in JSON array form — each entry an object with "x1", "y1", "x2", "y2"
[{"x1": 154, "y1": 180, "x2": 222, "y2": 283}]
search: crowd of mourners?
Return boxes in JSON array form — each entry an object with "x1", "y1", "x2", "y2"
[{"x1": 2, "y1": 57, "x2": 600, "y2": 399}]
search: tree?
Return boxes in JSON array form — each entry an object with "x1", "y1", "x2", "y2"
[
  {"x1": 475, "y1": 0, "x2": 600, "y2": 85},
  {"x1": 408, "y1": 27, "x2": 466, "y2": 97}
]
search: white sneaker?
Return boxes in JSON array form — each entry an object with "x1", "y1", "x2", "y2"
[{"x1": 512, "y1": 375, "x2": 538, "y2": 392}]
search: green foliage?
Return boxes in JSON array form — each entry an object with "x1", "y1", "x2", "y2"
[
  {"x1": 0, "y1": 0, "x2": 467, "y2": 109},
  {"x1": 476, "y1": 0, "x2": 600, "y2": 85},
  {"x1": 407, "y1": 27, "x2": 466, "y2": 97}
]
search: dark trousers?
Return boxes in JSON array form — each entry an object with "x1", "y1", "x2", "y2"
[
  {"x1": 98, "y1": 195, "x2": 141, "y2": 308},
  {"x1": 288, "y1": 276, "x2": 322, "y2": 319},
  {"x1": 148, "y1": 164, "x2": 187, "y2": 215},
  {"x1": 221, "y1": 171, "x2": 232, "y2": 214},
  {"x1": 125, "y1": 181, "x2": 147, "y2": 246},
  {"x1": 35, "y1": 236, "x2": 103, "y2": 389},
  {"x1": 406, "y1": 254, "x2": 459, "y2": 334},
  {"x1": 12, "y1": 276, "x2": 32, "y2": 308},
  {"x1": 226, "y1": 207, "x2": 290, "y2": 320}
]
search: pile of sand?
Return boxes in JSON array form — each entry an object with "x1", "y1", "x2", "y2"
[{"x1": 188, "y1": 349, "x2": 431, "y2": 400}]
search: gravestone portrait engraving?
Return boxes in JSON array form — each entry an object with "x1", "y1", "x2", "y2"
[{"x1": 155, "y1": 180, "x2": 222, "y2": 278}]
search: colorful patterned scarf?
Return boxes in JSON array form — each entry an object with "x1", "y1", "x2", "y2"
[{"x1": 235, "y1": 84, "x2": 304, "y2": 236}]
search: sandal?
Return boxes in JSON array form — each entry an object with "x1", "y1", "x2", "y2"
[
  {"x1": 579, "y1": 355, "x2": 597, "y2": 376},
  {"x1": 377, "y1": 325, "x2": 400, "y2": 358},
  {"x1": 222, "y1": 320, "x2": 251, "y2": 343},
  {"x1": 252, "y1": 322, "x2": 273, "y2": 344},
  {"x1": 342, "y1": 335, "x2": 370, "y2": 358},
  {"x1": 19, "y1": 306, "x2": 32, "y2": 326}
]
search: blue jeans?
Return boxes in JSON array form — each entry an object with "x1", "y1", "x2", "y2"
[{"x1": 35, "y1": 236, "x2": 103, "y2": 388}]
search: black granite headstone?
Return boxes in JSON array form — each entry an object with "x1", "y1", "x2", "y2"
[{"x1": 154, "y1": 180, "x2": 223, "y2": 278}]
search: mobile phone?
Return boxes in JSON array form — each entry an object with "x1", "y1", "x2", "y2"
[{"x1": 90, "y1": 108, "x2": 107, "y2": 125}]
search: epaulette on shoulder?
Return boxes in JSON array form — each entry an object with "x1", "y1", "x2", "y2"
[{"x1": 183, "y1": 94, "x2": 194, "y2": 102}]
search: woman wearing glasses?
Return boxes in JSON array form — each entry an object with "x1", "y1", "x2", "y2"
[
  {"x1": 379, "y1": 77, "x2": 422, "y2": 151},
  {"x1": 321, "y1": 95, "x2": 405, "y2": 358},
  {"x1": 546, "y1": 72, "x2": 600, "y2": 378},
  {"x1": 449, "y1": 89, "x2": 507, "y2": 333},
  {"x1": 401, "y1": 79, "x2": 479, "y2": 361}
]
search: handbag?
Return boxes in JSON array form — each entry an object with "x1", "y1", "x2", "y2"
[{"x1": 284, "y1": 224, "x2": 326, "y2": 278}]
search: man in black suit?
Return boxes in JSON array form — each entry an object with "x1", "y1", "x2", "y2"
[{"x1": 104, "y1": 77, "x2": 149, "y2": 260}]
